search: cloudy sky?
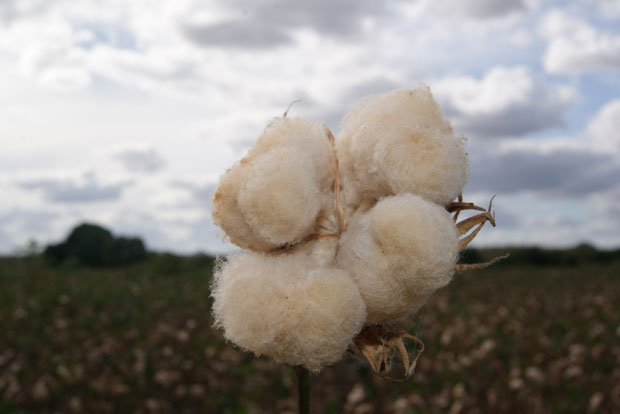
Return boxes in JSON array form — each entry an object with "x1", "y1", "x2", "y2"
[{"x1": 1, "y1": 0, "x2": 620, "y2": 254}]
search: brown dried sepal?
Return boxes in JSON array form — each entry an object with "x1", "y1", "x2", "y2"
[
  {"x1": 324, "y1": 127, "x2": 345, "y2": 235},
  {"x1": 452, "y1": 195, "x2": 496, "y2": 250},
  {"x1": 448, "y1": 194, "x2": 509, "y2": 271},
  {"x1": 352, "y1": 325, "x2": 425, "y2": 381},
  {"x1": 455, "y1": 254, "x2": 510, "y2": 272}
]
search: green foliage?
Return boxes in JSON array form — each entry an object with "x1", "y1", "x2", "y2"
[{"x1": 43, "y1": 223, "x2": 147, "y2": 267}]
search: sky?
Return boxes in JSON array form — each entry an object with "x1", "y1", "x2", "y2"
[{"x1": 1, "y1": 0, "x2": 620, "y2": 255}]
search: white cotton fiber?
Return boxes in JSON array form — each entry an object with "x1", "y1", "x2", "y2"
[
  {"x1": 211, "y1": 88, "x2": 478, "y2": 372},
  {"x1": 212, "y1": 164, "x2": 274, "y2": 251},
  {"x1": 336, "y1": 86, "x2": 469, "y2": 209},
  {"x1": 249, "y1": 117, "x2": 335, "y2": 190},
  {"x1": 238, "y1": 147, "x2": 324, "y2": 246},
  {"x1": 212, "y1": 116, "x2": 335, "y2": 251},
  {"x1": 337, "y1": 194, "x2": 459, "y2": 324},
  {"x1": 212, "y1": 250, "x2": 367, "y2": 372}
]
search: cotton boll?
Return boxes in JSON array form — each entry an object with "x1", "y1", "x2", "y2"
[
  {"x1": 337, "y1": 194, "x2": 459, "y2": 324},
  {"x1": 337, "y1": 86, "x2": 469, "y2": 209},
  {"x1": 212, "y1": 116, "x2": 335, "y2": 250},
  {"x1": 212, "y1": 252, "x2": 287, "y2": 350},
  {"x1": 238, "y1": 147, "x2": 324, "y2": 246},
  {"x1": 281, "y1": 266, "x2": 367, "y2": 371},
  {"x1": 212, "y1": 250, "x2": 366, "y2": 372},
  {"x1": 249, "y1": 117, "x2": 335, "y2": 189},
  {"x1": 212, "y1": 163, "x2": 274, "y2": 251}
]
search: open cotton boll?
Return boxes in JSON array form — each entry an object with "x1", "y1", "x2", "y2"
[
  {"x1": 212, "y1": 163, "x2": 274, "y2": 251},
  {"x1": 238, "y1": 147, "x2": 325, "y2": 246},
  {"x1": 212, "y1": 251, "x2": 366, "y2": 372},
  {"x1": 248, "y1": 116, "x2": 335, "y2": 189},
  {"x1": 337, "y1": 86, "x2": 469, "y2": 209},
  {"x1": 212, "y1": 116, "x2": 335, "y2": 250},
  {"x1": 337, "y1": 194, "x2": 459, "y2": 325}
]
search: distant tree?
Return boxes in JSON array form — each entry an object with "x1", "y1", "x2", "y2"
[
  {"x1": 44, "y1": 223, "x2": 147, "y2": 267},
  {"x1": 108, "y1": 237, "x2": 147, "y2": 266},
  {"x1": 43, "y1": 241, "x2": 70, "y2": 264},
  {"x1": 65, "y1": 223, "x2": 114, "y2": 266}
]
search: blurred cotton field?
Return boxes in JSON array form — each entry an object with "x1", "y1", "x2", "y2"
[{"x1": 1, "y1": 253, "x2": 619, "y2": 413}]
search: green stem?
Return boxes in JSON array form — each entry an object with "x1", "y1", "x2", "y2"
[{"x1": 294, "y1": 366, "x2": 309, "y2": 414}]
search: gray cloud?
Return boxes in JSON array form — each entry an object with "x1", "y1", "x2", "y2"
[
  {"x1": 607, "y1": 205, "x2": 620, "y2": 222},
  {"x1": 115, "y1": 148, "x2": 166, "y2": 173},
  {"x1": 492, "y1": 205, "x2": 520, "y2": 229},
  {"x1": 428, "y1": 0, "x2": 526, "y2": 19},
  {"x1": 182, "y1": 20, "x2": 291, "y2": 49},
  {"x1": 433, "y1": 67, "x2": 575, "y2": 139},
  {"x1": 247, "y1": 0, "x2": 385, "y2": 35},
  {"x1": 467, "y1": 147, "x2": 620, "y2": 198},
  {"x1": 179, "y1": 0, "x2": 391, "y2": 48},
  {"x1": 0, "y1": 0, "x2": 50, "y2": 24},
  {"x1": 444, "y1": 99, "x2": 568, "y2": 138},
  {"x1": 20, "y1": 173, "x2": 129, "y2": 203}
]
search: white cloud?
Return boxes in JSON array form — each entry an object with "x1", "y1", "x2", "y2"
[
  {"x1": 37, "y1": 67, "x2": 91, "y2": 92},
  {"x1": 20, "y1": 172, "x2": 130, "y2": 203},
  {"x1": 586, "y1": 99, "x2": 620, "y2": 152},
  {"x1": 589, "y1": 0, "x2": 620, "y2": 18},
  {"x1": 86, "y1": 44, "x2": 212, "y2": 98},
  {"x1": 0, "y1": 15, "x2": 91, "y2": 92},
  {"x1": 432, "y1": 66, "x2": 576, "y2": 138},
  {"x1": 540, "y1": 10, "x2": 620, "y2": 74}
]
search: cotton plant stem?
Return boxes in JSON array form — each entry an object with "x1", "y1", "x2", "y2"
[{"x1": 294, "y1": 366, "x2": 310, "y2": 414}]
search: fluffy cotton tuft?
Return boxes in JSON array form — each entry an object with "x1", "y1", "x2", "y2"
[
  {"x1": 211, "y1": 88, "x2": 475, "y2": 372},
  {"x1": 238, "y1": 147, "x2": 323, "y2": 246},
  {"x1": 212, "y1": 250, "x2": 367, "y2": 372},
  {"x1": 212, "y1": 117, "x2": 334, "y2": 250},
  {"x1": 337, "y1": 86, "x2": 469, "y2": 210},
  {"x1": 249, "y1": 117, "x2": 335, "y2": 189},
  {"x1": 337, "y1": 194, "x2": 459, "y2": 324}
]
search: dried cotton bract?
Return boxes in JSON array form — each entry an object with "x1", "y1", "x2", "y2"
[{"x1": 211, "y1": 85, "x2": 499, "y2": 374}]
